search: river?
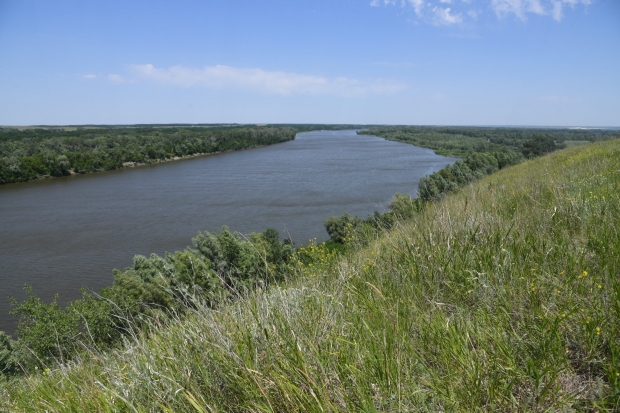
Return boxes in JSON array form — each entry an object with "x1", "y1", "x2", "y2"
[{"x1": 0, "y1": 130, "x2": 456, "y2": 333}]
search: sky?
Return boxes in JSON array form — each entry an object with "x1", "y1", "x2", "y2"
[{"x1": 0, "y1": 0, "x2": 618, "y2": 126}]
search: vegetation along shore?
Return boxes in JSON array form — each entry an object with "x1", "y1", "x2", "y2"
[
  {"x1": 0, "y1": 124, "x2": 369, "y2": 185},
  {"x1": 1, "y1": 127, "x2": 619, "y2": 411}
]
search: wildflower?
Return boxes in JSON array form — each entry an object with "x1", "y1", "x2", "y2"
[
  {"x1": 598, "y1": 285, "x2": 602, "y2": 289},
  {"x1": 583, "y1": 271, "x2": 588, "y2": 277},
  {"x1": 596, "y1": 327, "x2": 601, "y2": 335}
]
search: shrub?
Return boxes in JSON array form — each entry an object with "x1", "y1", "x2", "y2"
[
  {"x1": 2, "y1": 227, "x2": 296, "y2": 375},
  {"x1": 324, "y1": 213, "x2": 362, "y2": 244},
  {"x1": 522, "y1": 135, "x2": 564, "y2": 158},
  {"x1": 0, "y1": 331, "x2": 19, "y2": 378}
]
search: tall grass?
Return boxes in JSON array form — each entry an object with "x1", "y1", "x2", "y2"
[{"x1": 2, "y1": 140, "x2": 619, "y2": 412}]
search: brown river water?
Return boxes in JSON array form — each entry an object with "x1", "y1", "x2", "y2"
[{"x1": 0, "y1": 130, "x2": 456, "y2": 333}]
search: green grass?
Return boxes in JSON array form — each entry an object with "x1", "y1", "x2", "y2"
[{"x1": 2, "y1": 140, "x2": 619, "y2": 412}]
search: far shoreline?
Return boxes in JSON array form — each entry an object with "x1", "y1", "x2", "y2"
[{"x1": 0, "y1": 141, "x2": 291, "y2": 187}]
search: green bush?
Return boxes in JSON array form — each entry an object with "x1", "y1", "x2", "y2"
[
  {"x1": 418, "y1": 151, "x2": 523, "y2": 202},
  {"x1": 522, "y1": 135, "x2": 565, "y2": 158},
  {"x1": 2, "y1": 227, "x2": 295, "y2": 376},
  {"x1": 9, "y1": 289, "x2": 84, "y2": 367},
  {"x1": 0, "y1": 331, "x2": 20, "y2": 378},
  {"x1": 387, "y1": 192, "x2": 422, "y2": 220},
  {"x1": 324, "y1": 213, "x2": 362, "y2": 244}
]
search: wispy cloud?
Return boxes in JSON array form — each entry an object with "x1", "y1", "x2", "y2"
[
  {"x1": 467, "y1": 9, "x2": 482, "y2": 19},
  {"x1": 81, "y1": 74, "x2": 97, "y2": 79},
  {"x1": 432, "y1": 7, "x2": 463, "y2": 25},
  {"x1": 408, "y1": 0, "x2": 425, "y2": 15},
  {"x1": 490, "y1": 0, "x2": 592, "y2": 21},
  {"x1": 370, "y1": 0, "x2": 405, "y2": 7},
  {"x1": 131, "y1": 64, "x2": 406, "y2": 97},
  {"x1": 551, "y1": 1, "x2": 564, "y2": 20},
  {"x1": 491, "y1": 0, "x2": 546, "y2": 20},
  {"x1": 550, "y1": 0, "x2": 591, "y2": 21},
  {"x1": 372, "y1": 0, "x2": 592, "y2": 24},
  {"x1": 370, "y1": 0, "x2": 425, "y2": 16},
  {"x1": 107, "y1": 74, "x2": 127, "y2": 84}
]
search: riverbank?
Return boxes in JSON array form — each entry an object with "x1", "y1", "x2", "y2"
[
  {"x1": 118, "y1": 144, "x2": 278, "y2": 168},
  {"x1": 0, "y1": 126, "x2": 297, "y2": 185},
  {"x1": 3, "y1": 139, "x2": 618, "y2": 411},
  {"x1": 5, "y1": 145, "x2": 282, "y2": 184},
  {"x1": 359, "y1": 125, "x2": 620, "y2": 158}
]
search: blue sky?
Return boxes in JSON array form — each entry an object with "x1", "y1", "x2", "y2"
[{"x1": 0, "y1": 0, "x2": 618, "y2": 126}]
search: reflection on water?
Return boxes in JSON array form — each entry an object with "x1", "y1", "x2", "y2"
[{"x1": 0, "y1": 130, "x2": 455, "y2": 333}]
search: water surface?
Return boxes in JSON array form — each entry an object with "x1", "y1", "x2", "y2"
[{"x1": 0, "y1": 130, "x2": 456, "y2": 333}]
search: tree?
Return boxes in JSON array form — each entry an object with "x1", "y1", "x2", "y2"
[
  {"x1": 324, "y1": 213, "x2": 361, "y2": 244},
  {"x1": 522, "y1": 136, "x2": 562, "y2": 158},
  {"x1": 0, "y1": 331, "x2": 20, "y2": 377}
]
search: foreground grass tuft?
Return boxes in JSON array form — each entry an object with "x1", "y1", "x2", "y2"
[{"x1": 2, "y1": 140, "x2": 619, "y2": 412}]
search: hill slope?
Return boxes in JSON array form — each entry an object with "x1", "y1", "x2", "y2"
[{"x1": 2, "y1": 140, "x2": 619, "y2": 412}]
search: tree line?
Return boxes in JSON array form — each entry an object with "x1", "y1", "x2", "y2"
[
  {"x1": 0, "y1": 124, "x2": 379, "y2": 185},
  {"x1": 0, "y1": 126, "x2": 297, "y2": 185},
  {"x1": 359, "y1": 125, "x2": 619, "y2": 157}
]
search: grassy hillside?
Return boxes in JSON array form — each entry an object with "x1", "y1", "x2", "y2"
[{"x1": 2, "y1": 140, "x2": 619, "y2": 412}]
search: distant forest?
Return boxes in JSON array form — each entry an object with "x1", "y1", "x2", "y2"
[
  {"x1": 0, "y1": 126, "x2": 298, "y2": 185},
  {"x1": 0, "y1": 124, "x2": 369, "y2": 185}
]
